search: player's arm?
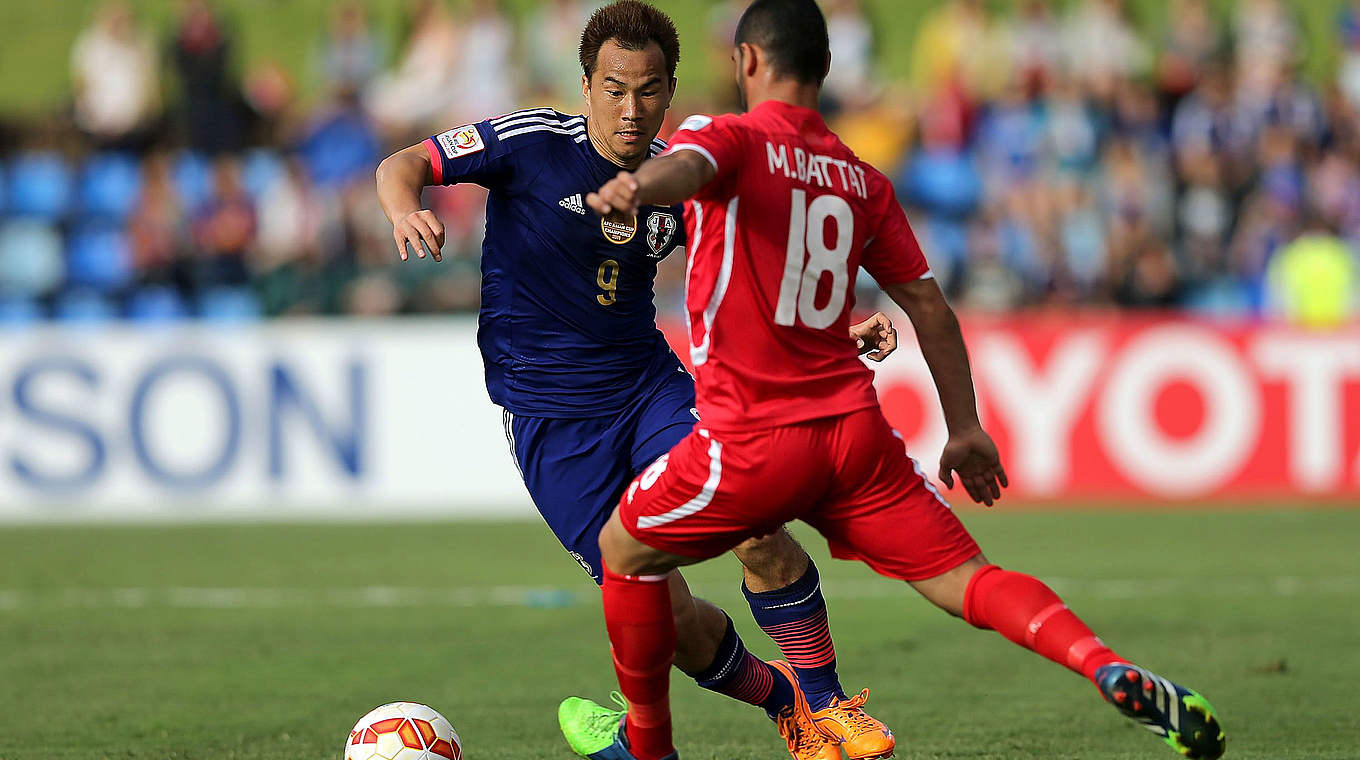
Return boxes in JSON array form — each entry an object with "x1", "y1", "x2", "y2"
[
  {"x1": 883, "y1": 278, "x2": 1008, "y2": 505},
  {"x1": 586, "y1": 151, "x2": 715, "y2": 216},
  {"x1": 375, "y1": 144, "x2": 445, "y2": 262}
]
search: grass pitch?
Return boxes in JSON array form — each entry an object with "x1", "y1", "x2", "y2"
[{"x1": 2, "y1": 508, "x2": 1358, "y2": 759}]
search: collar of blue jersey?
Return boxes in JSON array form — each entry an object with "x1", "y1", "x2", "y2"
[{"x1": 580, "y1": 117, "x2": 645, "y2": 175}]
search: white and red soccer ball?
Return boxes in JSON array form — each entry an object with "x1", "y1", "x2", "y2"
[{"x1": 346, "y1": 702, "x2": 461, "y2": 760}]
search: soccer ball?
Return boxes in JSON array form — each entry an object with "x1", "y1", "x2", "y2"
[{"x1": 345, "y1": 702, "x2": 461, "y2": 760}]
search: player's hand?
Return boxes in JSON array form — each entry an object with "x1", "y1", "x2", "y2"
[
  {"x1": 850, "y1": 312, "x2": 896, "y2": 362},
  {"x1": 938, "y1": 427, "x2": 1009, "y2": 507},
  {"x1": 393, "y1": 209, "x2": 445, "y2": 262},
  {"x1": 587, "y1": 171, "x2": 640, "y2": 217}
]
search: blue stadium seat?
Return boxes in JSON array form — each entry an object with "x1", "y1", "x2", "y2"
[
  {"x1": 0, "y1": 220, "x2": 65, "y2": 296},
  {"x1": 79, "y1": 152, "x2": 143, "y2": 222},
  {"x1": 6, "y1": 151, "x2": 73, "y2": 221},
  {"x1": 54, "y1": 289, "x2": 117, "y2": 322},
  {"x1": 126, "y1": 285, "x2": 190, "y2": 322},
  {"x1": 0, "y1": 295, "x2": 43, "y2": 325},
  {"x1": 65, "y1": 224, "x2": 134, "y2": 293},
  {"x1": 241, "y1": 149, "x2": 284, "y2": 200},
  {"x1": 198, "y1": 286, "x2": 262, "y2": 322},
  {"x1": 172, "y1": 151, "x2": 213, "y2": 211},
  {"x1": 0, "y1": 163, "x2": 7, "y2": 215}
]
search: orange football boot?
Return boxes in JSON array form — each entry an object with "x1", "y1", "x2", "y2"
[
  {"x1": 768, "y1": 660, "x2": 841, "y2": 760},
  {"x1": 808, "y1": 689, "x2": 895, "y2": 760}
]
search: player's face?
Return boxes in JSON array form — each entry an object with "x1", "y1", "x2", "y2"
[{"x1": 583, "y1": 40, "x2": 675, "y2": 168}]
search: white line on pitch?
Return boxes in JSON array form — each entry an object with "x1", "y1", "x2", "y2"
[{"x1": 0, "y1": 576, "x2": 1357, "y2": 612}]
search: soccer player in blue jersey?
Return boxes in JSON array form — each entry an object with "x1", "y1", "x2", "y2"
[{"x1": 375, "y1": 3, "x2": 898, "y2": 759}]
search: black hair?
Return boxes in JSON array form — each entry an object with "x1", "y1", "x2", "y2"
[
  {"x1": 579, "y1": 1, "x2": 680, "y2": 81},
  {"x1": 734, "y1": 0, "x2": 830, "y2": 85}
]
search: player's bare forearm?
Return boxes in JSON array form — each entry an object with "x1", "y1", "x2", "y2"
[
  {"x1": 375, "y1": 144, "x2": 445, "y2": 261},
  {"x1": 587, "y1": 152, "x2": 715, "y2": 216},
  {"x1": 375, "y1": 144, "x2": 433, "y2": 223},
  {"x1": 883, "y1": 278, "x2": 981, "y2": 435},
  {"x1": 885, "y1": 278, "x2": 1007, "y2": 503}
]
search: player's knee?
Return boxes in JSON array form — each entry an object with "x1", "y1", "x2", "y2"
[
  {"x1": 598, "y1": 515, "x2": 667, "y2": 576},
  {"x1": 732, "y1": 528, "x2": 809, "y2": 588},
  {"x1": 910, "y1": 554, "x2": 989, "y2": 620}
]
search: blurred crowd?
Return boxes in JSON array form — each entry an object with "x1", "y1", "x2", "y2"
[{"x1": 0, "y1": 0, "x2": 1356, "y2": 325}]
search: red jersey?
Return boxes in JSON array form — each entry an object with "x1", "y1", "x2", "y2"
[{"x1": 663, "y1": 100, "x2": 932, "y2": 432}]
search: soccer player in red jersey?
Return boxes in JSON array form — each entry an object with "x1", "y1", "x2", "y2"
[{"x1": 578, "y1": 2, "x2": 1229, "y2": 759}]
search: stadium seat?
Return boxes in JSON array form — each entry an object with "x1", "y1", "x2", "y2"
[
  {"x1": 126, "y1": 285, "x2": 191, "y2": 322},
  {"x1": 241, "y1": 149, "x2": 284, "y2": 200},
  {"x1": 0, "y1": 220, "x2": 65, "y2": 296},
  {"x1": 6, "y1": 151, "x2": 73, "y2": 221},
  {"x1": 1184, "y1": 278, "x2": 1254, "y2": 316},
  {"x1": 0, "y1": 163, "x2": 7, "y2": 215},
  {"x1": 53, "y1": 289, "x2": 117, "y2": 322},
  {"x1": 79, "y1": 152, "x2": 143, "y2": 222},
  {"x1": 172, "y1": 151, "x2": 213, "y2": 211},
  {"x1": 65, "y1": 224, "x2": 134, "y2": 293},
  {"x1": 198, "y1": 286, "x2": 262, "y2": 322},
  {"x1": 0, "y1": 295, "x2": 43, "y2": 325}
]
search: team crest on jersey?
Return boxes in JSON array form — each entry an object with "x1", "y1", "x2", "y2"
[
  {"x1": 677, "y1": 114, "x2": 714, "y2": 132},
  {"x1": 601, "y1": 211, "x2": 636, "y2": 244},
  {"x1": 436, "y1": 125, "x2": 484, "y2": 159},
  {"x1": 644, "y1": 211, "x2": 677, "y2": 257}
]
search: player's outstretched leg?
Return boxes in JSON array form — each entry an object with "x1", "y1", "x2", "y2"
[
  {"x1": 912, "y1": 557, "x2": 1226, "y2": 758},
  {"x1": 736, "y1": 532, "x2": 894, "y2": 760}
]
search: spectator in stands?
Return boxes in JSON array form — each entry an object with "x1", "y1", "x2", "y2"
[
  {"x1": 1234, "y1": 0, "x2": 1299, "y2": 105},
  {"x1": 1340, "y1": 1, "x2": 1360, "y2": 111},
  {"x1": 821, "y1": 0, "x2": 876, "y2": 115},
  {"x1": 126, "y1": 152, "x2": 189, "y2": 290},
  {"x1": 1060, "y1": 0, "x2": 1147, "y2": 101},
  {"x1": 254, "y1": 157, "x2": 327, "y2": 315},
  {"x1": 365, "y1": 0, "x2": 460, "y2": 139},
  {"x1": 318, "y1": 2, "x2": 383, "y2": 95},
  {"x1": 1154, "y1": 0, "x2": 1221, "y2": 109},
  {"x1": 190, "y1": 156, "x2": 255, "y2": 291},
  {"x1": 170, "y1": 0, "x2": 246, "y2": 153},
  {"x1": 70, "y1": 1, "x2": 160, "y2": 151},
  {"x1": 446, "y1": 0, "x2": 518, "y2": 125},
  {"x1": 1005, "y1": 0, "x2": 1062, "y2": 97},
  {"x1": 296, "y1": 90, "x2": 380, "y2": 191},
  {"x1": 527, "y1": 0, "x2": 593, "y2": 107}
]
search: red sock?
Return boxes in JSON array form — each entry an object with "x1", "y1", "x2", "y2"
[
  {"x1": 602, "y1": 564, "x2": 676, "y2": 760},
  {"x1": 963, "y1": 564, "x2": 1125, "y2": 683}
]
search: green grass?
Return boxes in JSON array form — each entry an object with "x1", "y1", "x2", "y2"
[{"x1": 2, "y1": 508, "x2": 1358, "y2": 759}]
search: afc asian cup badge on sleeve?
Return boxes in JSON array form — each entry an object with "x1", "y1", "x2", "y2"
[
  {"x1": 644, "y1": 211, "x2": 677, "y2": 257},
  {"x1": 601, "y1": 211, "x2": 637, "y2": 244},
  {"x1": 436, "y1": 125, "x2": 484, "y2": 159}
]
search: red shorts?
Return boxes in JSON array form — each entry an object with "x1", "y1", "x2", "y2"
[{"x1": 618, "y1": 407, "x2": 980, "y2": 581}]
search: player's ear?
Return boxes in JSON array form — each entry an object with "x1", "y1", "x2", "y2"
[
  {"x1": 581, "y1": 73, "x2": 590, "y2": 102},
  {"x1": 737, "y1": 42, "x2": 759, "y2": 79}
]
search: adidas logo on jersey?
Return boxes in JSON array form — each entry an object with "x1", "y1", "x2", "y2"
[{"x1": 559, "y1": 194, "x2": 586, "y2": 215}]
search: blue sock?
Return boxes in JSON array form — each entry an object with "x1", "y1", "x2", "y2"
[
  {"x1": 682, "y1": 614, "x2": 795, "y2": 718},
  {"x1": 743, "y1": 560, "x2": 846, "y2": 711}
]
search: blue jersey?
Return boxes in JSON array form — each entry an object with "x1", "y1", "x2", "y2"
[{"x1": 423, "y1": 108, "x2": 686, "y2": 417}]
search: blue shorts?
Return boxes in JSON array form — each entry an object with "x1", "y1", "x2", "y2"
[{"x1": 503, "y1": 361, "x2": 697, "y2": 584}]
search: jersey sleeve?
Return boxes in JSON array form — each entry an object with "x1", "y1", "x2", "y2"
[
  {"x1": 862, "y1": 171, "x2": 932, "y2": 285},
  {"x1": 422, "y1": 120, "x2": 514, "y2": 188},
  {"x1": 662, "y1": 114, "x2": 748, "y2": 197}
]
